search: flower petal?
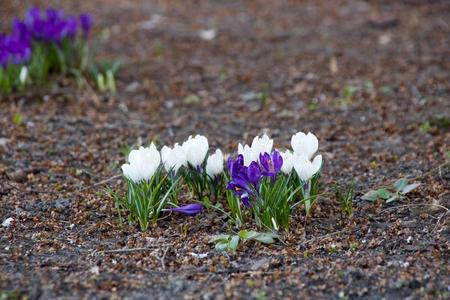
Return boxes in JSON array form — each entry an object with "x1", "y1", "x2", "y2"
[{"x1": 312, "y1": 154, "x2": 322, "y2": 174}]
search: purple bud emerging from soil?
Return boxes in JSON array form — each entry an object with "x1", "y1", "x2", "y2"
[{"x1": 167, "y1": 203, "x2": 204, "y2": 216}]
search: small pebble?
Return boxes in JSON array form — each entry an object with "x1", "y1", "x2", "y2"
[
  {"x1": 2, "y1": 217, "x2": 14, "y2": 228},
  {"x1": 8, "y1": 169, "x2": 27, "y2": 182}
]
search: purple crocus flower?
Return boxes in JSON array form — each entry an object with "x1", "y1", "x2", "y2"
[
  {"x1": 23, "y1": 7, "x2": 80, "y2": 43},
  {"x1": 65, "y1": 16, "x2": 78, "y2": 39},
  {"x1": 12, "y1": 18, "x2": 31, "y2": 42},
  {"x1": 259, "y1": 150, "x2": 283, "y2": 180},
  {"x1": 167, "y1": 203, "x2": 204, "y2": 216},
  {"x1": 226, "y1": 154, "x2": 262, "y2": 207},
  {"x1": 0, "y1": 22, "x2": 31, "y2": 68},
  {"x1": 8, "y1": 39, "x2": 31, "y2": 64},
  {"x1": 79, "y1": 14, "x2": 92, "y2": 38},
  {"x1": 247, "y1": 161, "x2": 262, "y2": 188}
]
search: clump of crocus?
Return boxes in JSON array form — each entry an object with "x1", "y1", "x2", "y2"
[
  {"x1": 112, "y1": 144, "x2": 171, "y2": 230},
  {"x1": 0, "y1": 7, "x2": 94, "y2": 94},
  {"x1": 226, "y1": 134, "x2": 301, "y2": 230},
  {"x1": 226, "y1": 132, "x2": 323, "y2": 229},
  {"x1": 176, "y1": 135, "x2": 226, "y2": 204},
  {"x1": 109, "y1": 143, "x2": 205, "y2": 231},
  {"x1": 284, "y1": 131, "x2": 323, "y2": 216}
]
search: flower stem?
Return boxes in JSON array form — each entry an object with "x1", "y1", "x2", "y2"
[{"x1": 304, "y1": 180, "x2": 312, "y2": 216}]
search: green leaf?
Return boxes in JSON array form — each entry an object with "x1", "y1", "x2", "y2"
[
  {"x1": 238, "y1": 230, "x2": 259, "y2": 240},
  {"x1": 393, "y1": 178, "x2": 408, "y2": 192},
  {"x1": 377, "y1": 188, "x2": 392, "y2": 200},
  {"x1": 400, "y1": 183, "x2": 421, "y2": 195},
  {"x1": 229, "y1": 235, "x2": 240, "y2": 252},
  {"x1": 361, "y1": 190, "x2": 378, "y2": 202},
  {"x1": 215, "y1": 241, "x2": 229, "y2": 252},
  {"x1": 252, "y1": 233, "x2": 277, "y2": 244}
]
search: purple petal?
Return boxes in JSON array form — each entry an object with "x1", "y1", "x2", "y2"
[
  {"x1": 272, "y1": 150, "x2": 283, "y2": 173},
  {"x1": 226, "y1": 156, "x2": 233, "y2": 173},
  {"x1": 247, "y1": 161, "x2": 261, "y2": 186},
  {"x1": 241, "y1": 193, "x2": 251, "y2": 208}
]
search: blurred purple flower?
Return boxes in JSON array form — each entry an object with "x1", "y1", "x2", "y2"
[
  {"x1": 79, "y1": 13, "x2": 92, "y2": 38},
  {"x1": 0, "y1": 6, "x2": 91, "y2": 68},
  {"x1": 25, "y1": 7, "x2": 41, "y2": 25},
  {"x1": 0, "y1": 20, "x2": 31, "y2": 68},
  {"x1": 66, "y1": 16, "x2": 78, "y2": 39},
  {"x1": 167, "y1": 203, "x2": 204, "y2": 216},
  {"x1": 22, "y1": 7, "x2": 82, "y2": 43}
]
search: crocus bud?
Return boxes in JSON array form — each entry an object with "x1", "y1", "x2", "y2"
[
  {"x1": 182, "y1": 135, "x2": 209, "y2": 168},
  {"x1": 167, "y1": 203, "x2": 204, "y2": 216},
  {"x1": 291, "y1": 131, "x2": 319, "y2": 160},
  {"x1": 206, "y1": 149, "x2": 224, "y2": 177},
  {"x1": 251, "y1": 133, "x2": 273, "y2": 158},
  {"x1": 161, "y1": 143, "x2": 187, "y2": 174},
  {"x1": 293, "y1": 153, "x2": 322, "y2": 181},
  {"x1": 121, "y1": 143, "x2": 161, "y2": 182},
  {"x1": 237, "y1": 143, "x2": 254, "y2": 166},
  {"x1": 279, "y1": 150, "x2": 293, "y2": 174}
]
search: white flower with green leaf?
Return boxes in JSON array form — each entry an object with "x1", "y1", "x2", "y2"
[{"x1": 290, "y1": 131, "x2": 322, "y2": 216}]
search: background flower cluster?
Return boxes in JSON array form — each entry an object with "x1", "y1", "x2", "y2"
[
  {"x1": 0, "y1": 7, "x2": 94, "y2": 94},
  {"x1": 0, "y1": 7, "x2": 91, "y2": 68}
]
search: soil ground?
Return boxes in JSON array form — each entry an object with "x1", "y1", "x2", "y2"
[{"x1": 1, "y1": 0, "x2": 449, "y2": 299}]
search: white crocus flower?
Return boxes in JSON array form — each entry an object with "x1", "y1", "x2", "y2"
[
  {"x1": 279, "y1": 150, "x2": 294, "y2": 174},
  {"x1": 121, "y1": 143, "x2": 161, "y2": 182},
  {"x1": 205, "y1": 149, "x2": 224, "y2": 177},
  {"x1": 293, "y1": 153, "x2": 322, "y2": 181},
  {"x1": 251, "y1": 133, "x2": 273, "y2": 157},
  {"x1": 182, "y1": 135, "x2": 209, "y2": 167},
  {"x1": 161, "y1": 143, "x2": 187, "y2": 174},
  {"x1": 291, "y1": 131, "x2": 319, "y2": 160}
]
